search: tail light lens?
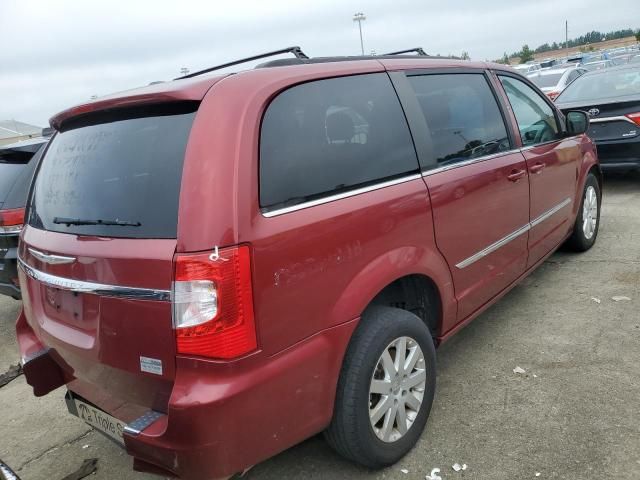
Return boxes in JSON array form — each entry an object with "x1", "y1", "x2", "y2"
[
  {"x1": 0, "y1": 208, "x2": 25, "y2": 235},
  {"x1": 626, "y1": 112, "x2": 640, "y2": 126},
  {"x1": 546, "y1": 91, "x2": 560, "y2": 101},
  {"x1": 172, "y1": 245, "x2": 257, "y2": 359}
]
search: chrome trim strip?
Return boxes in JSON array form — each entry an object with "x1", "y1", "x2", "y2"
[
  {"x1": 28, "y1": 247, "x2": 76, "y2": 265},
  {"x1": 530, "y1": 197, "x2": 572, "y2": 227},
  {"x1": 421, "y1": 149, "x2": 522, "y2": 177},
  {"x1": 589, "y1": 116, "x2": 635, "y2": 125},
  {"x1": 124, "y1": 410, "x2": 164, "y2": 436},
  {"x1": 17, "y1": 257, "x2": 171, "y2": 301},
  {"x1": 455, "y1": 197, "x2": 572, "y2": 269},
  {"x1": 455, "y1": 224, "x2": 531, "y2": 269},
  {"x1": 262, "y1": 173, "x2": 422, "y2": 218}
]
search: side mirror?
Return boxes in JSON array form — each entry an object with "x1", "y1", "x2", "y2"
[{"x1": 566, "y1": 110, "x2": 590, "y2": 135}]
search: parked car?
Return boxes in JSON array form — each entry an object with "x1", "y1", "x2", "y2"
[
  {"x1": 556, "y1": 63, "x2": 640, "y2": 171},
  {"x1": 0, "y1": 137, "x2": 47, "y2": 299},
  {"x1": 527, "y1": 66, "x2": 588, "y2": 100},
  {"x1": 583, "y1": 60, "x2": 617, "y2": 71},
  {"x1": 539, "y1": 58, "x2": 558, "y2": 69},
  {"x1": 513, "y1": 63, "x2": 541, "y2": 74},
  {"x1": 16, "y1": 50, "x2": 600, "y2": 480}
]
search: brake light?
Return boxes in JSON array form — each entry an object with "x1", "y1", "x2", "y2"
[
  {"x1": 546, "y1": 91, "x2": 560, "y2": 101},
  {"x1": 0, "y1": 208, "x2": 25, "y2": 235},
  {"x1": 626, "y1": 112, "x2": 640, "y2": 127},
  {"x1": 172, "y1": 245, "x2": 257, "y2": 359}
]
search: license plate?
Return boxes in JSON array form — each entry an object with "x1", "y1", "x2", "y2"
[{"x1": 74, "y1": 398, "x2": 125, "y2": 445}]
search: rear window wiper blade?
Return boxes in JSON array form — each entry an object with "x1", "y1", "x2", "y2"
[{"x1": 53, "y1": 217, "x2": 141, "y2": 227}]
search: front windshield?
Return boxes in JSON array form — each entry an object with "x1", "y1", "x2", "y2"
[
  {"x1": 557, "y1": 67, "x2": 640, "y2": 103},
  {"x1": 528, "y1": 73, "x2": 563, "y2": 88}
]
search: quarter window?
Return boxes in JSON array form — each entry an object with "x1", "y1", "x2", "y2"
[
  {"x1": 499, "y1": 76, "x2": 560, "y2": 147},
  {"x1": 259, "y1": 73, "x2": 419, "y2": 210},
  {"x1": 407, "y1": 73, "x2": 511, "y2": 170}
]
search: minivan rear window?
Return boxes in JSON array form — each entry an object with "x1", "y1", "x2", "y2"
[{"x1": 28, "y1": 105, "x2": 196, "y2": 238}]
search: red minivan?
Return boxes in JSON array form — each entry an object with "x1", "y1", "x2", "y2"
[{"x1": 16, "y1": 50, "x2": 601, "y2": 479}]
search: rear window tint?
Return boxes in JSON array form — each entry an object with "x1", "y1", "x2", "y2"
[
  {"x1": 28, "y1": 106, "x2": 196, "y2": 238},
  {"x1": 259, "y1": 73, "x2": 419, "y2": 210}
]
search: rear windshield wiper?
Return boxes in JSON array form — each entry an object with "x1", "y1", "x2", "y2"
[{"x1": 53, "y1": 217, "x2": 141, "y2": 227}]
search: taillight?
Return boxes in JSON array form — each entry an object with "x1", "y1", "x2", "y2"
[
  {"x1": 626, "y1": 112, "x2": 640, "y2": 126},
  {"x1": 547, "y1": 91, "x2": 560, "y2": 101},
  {"x1": 172, "y1": 245, "x2": 257, "y2": 359},
  {"x1": 0, "y1": 208, "x2": 25, "y2": 235}
]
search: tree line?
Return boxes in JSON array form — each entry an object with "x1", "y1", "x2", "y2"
[{"x1": 495, "y1": 27, "x2": 640, "y2": 64}]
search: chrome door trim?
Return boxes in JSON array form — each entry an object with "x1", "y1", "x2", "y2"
[
  {"x1": 530, "y1": 197, "x2": 572, "y2": 227},
  {"x1": 17, "y1": 257, "x2": 171, "y2": 301},
  {"x1": 28, "y1": 248, "x2": 76, "y2": 265},
  {"x1": 261, "y1": 173, "x2": 422, "y2": 218},
  {"x1": 455, "y1": 224, "x2": 531, "y2": 269},
  {"x1": 455, "y1": 197, "x2": 572, "y2": 269},
  {"x1": 589, "y1": 116, "x2": 635, "y2": 125},
  {"x1": 421, "y1": 149, "x2": 522, "y2": 177}
]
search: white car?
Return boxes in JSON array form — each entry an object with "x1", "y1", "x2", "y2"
[
  {"x1": 527, "y1": 66, "x2": 587, "y2": 101},
  {"x1": 513, "y1": 63, "x2": 541, "y2": 74}
]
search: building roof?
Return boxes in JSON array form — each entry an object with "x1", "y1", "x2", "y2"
[{"x1": 0, "y1": 120, "x2": 43, "y2": 140}]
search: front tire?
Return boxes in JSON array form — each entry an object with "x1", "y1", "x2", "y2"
[
  {"x1": 566, "y1": 173, "x2": 601, "y2": 252},
  {"x1": 324, "y1": 306, "x2": 436, "y2": 468}
]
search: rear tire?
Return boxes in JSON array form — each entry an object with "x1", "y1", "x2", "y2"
[
  {"x1": 566, "y1": 173, "x2": 601, "y2": 252},
  {"x1": 324, "y1": 306, "x2": 436, "y2": 468}
]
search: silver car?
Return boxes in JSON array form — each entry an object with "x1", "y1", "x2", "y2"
[{"x1": 527, "y1": 66, "x2": 588, "y2": 101}]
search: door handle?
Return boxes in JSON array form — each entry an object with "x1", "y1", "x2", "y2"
[
  {"x1": 529, "y1": 162, "x2": 546, "y2": 174},
  {"x1": 507, "y1": 169, "x2": 526, "y2": 182}
]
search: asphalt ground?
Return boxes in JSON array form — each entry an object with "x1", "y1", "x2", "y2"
[{"x1": 1, "y1": 171, "x2": 638, "y2": 480}]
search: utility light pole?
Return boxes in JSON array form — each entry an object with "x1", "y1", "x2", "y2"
[
  {"x1": 353, "y1": 12, "x2": 366, "y2": 55},
  {"x1": 180, "y1": 67, "x2": 190, "y2": 76}
]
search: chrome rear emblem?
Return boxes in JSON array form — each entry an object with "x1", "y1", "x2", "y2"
[
  {"x1": 28, "y1": 248, "x2": 76, "y2": 265},
  {"x1": 588, "y1": 108, "x2": 600, "y2": 117}
]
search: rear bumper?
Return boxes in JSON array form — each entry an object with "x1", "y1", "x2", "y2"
[
  {"x1": 595, "y1": 138, "x2": 640, "y2": 170},
  {"x1": 17, "y1": 309, "x2": 358, "y2": 479}
]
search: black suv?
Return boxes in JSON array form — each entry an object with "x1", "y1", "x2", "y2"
[{"x1": 0, "y1": 138, "x2": 47, "y2": 299}]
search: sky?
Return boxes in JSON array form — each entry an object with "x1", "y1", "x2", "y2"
[{"x1": 1, "y1": 0, "x2": 638, "y2": 127}]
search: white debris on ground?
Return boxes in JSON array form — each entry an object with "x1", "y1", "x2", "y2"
[
  {"x1": 425, "y1": 467, "x2": 442, "y2": 480},
  {"x1": 611, "y1": 295, "x2": 631, "y2": 302},
  {"x1": 452, "y1": 463, "x2": 468, "y2": 471},
  {"x1": 401, "y1": 468, "x2": 409, "y2": 474},
  {"x1": 591, "y1": 297, "x2": 601, "y2": 304},
  {"x1": 82, "y1": 444, "x2": 89, "y2": 449},
  {"x1": 513, "y1": 366, "x2": 526, "y2": 374},
  {"x1": 535, "y1": 473, "x2": 541, "y2": 477}
]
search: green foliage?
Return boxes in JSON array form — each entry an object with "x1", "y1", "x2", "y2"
[
  {"x1": 530, "y1": 28, "x2": 636, "y2": 55},
  {"x1": 519, "y1": 44, "x2": 534, "y2": 63},
  {"x1": 498, "y1": 52, "x2": 510, "y2": 64}
]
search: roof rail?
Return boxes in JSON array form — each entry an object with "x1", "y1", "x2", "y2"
[
  {"x1": 175, "y1": 46, "x2": 309, "y2": 79},
  {"x1": 383, "y1": 47, "x2": 428, "y2": 56}
]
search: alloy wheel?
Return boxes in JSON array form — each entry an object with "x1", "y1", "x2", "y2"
[
  {"x1": 582, "y1": 185, "x2": 598, "y2": 240},
  {"x1": 369, "y1": 336, "x2": 427, "y2": 443}
]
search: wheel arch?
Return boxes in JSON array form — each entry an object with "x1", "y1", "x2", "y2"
[{"x1": 330, "y1": 245, "x2": 456, "y2": 343}]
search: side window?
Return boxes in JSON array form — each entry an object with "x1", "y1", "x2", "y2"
[
  {"x1": 499, "y1": 76, "x2": 560, "y2": 147},
  {"x1": 259, "y1": 73, "x2": 419, "y2": 210},
  {"x1": 407, "y1": 73, "x2": 511, "y2": 168}
]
